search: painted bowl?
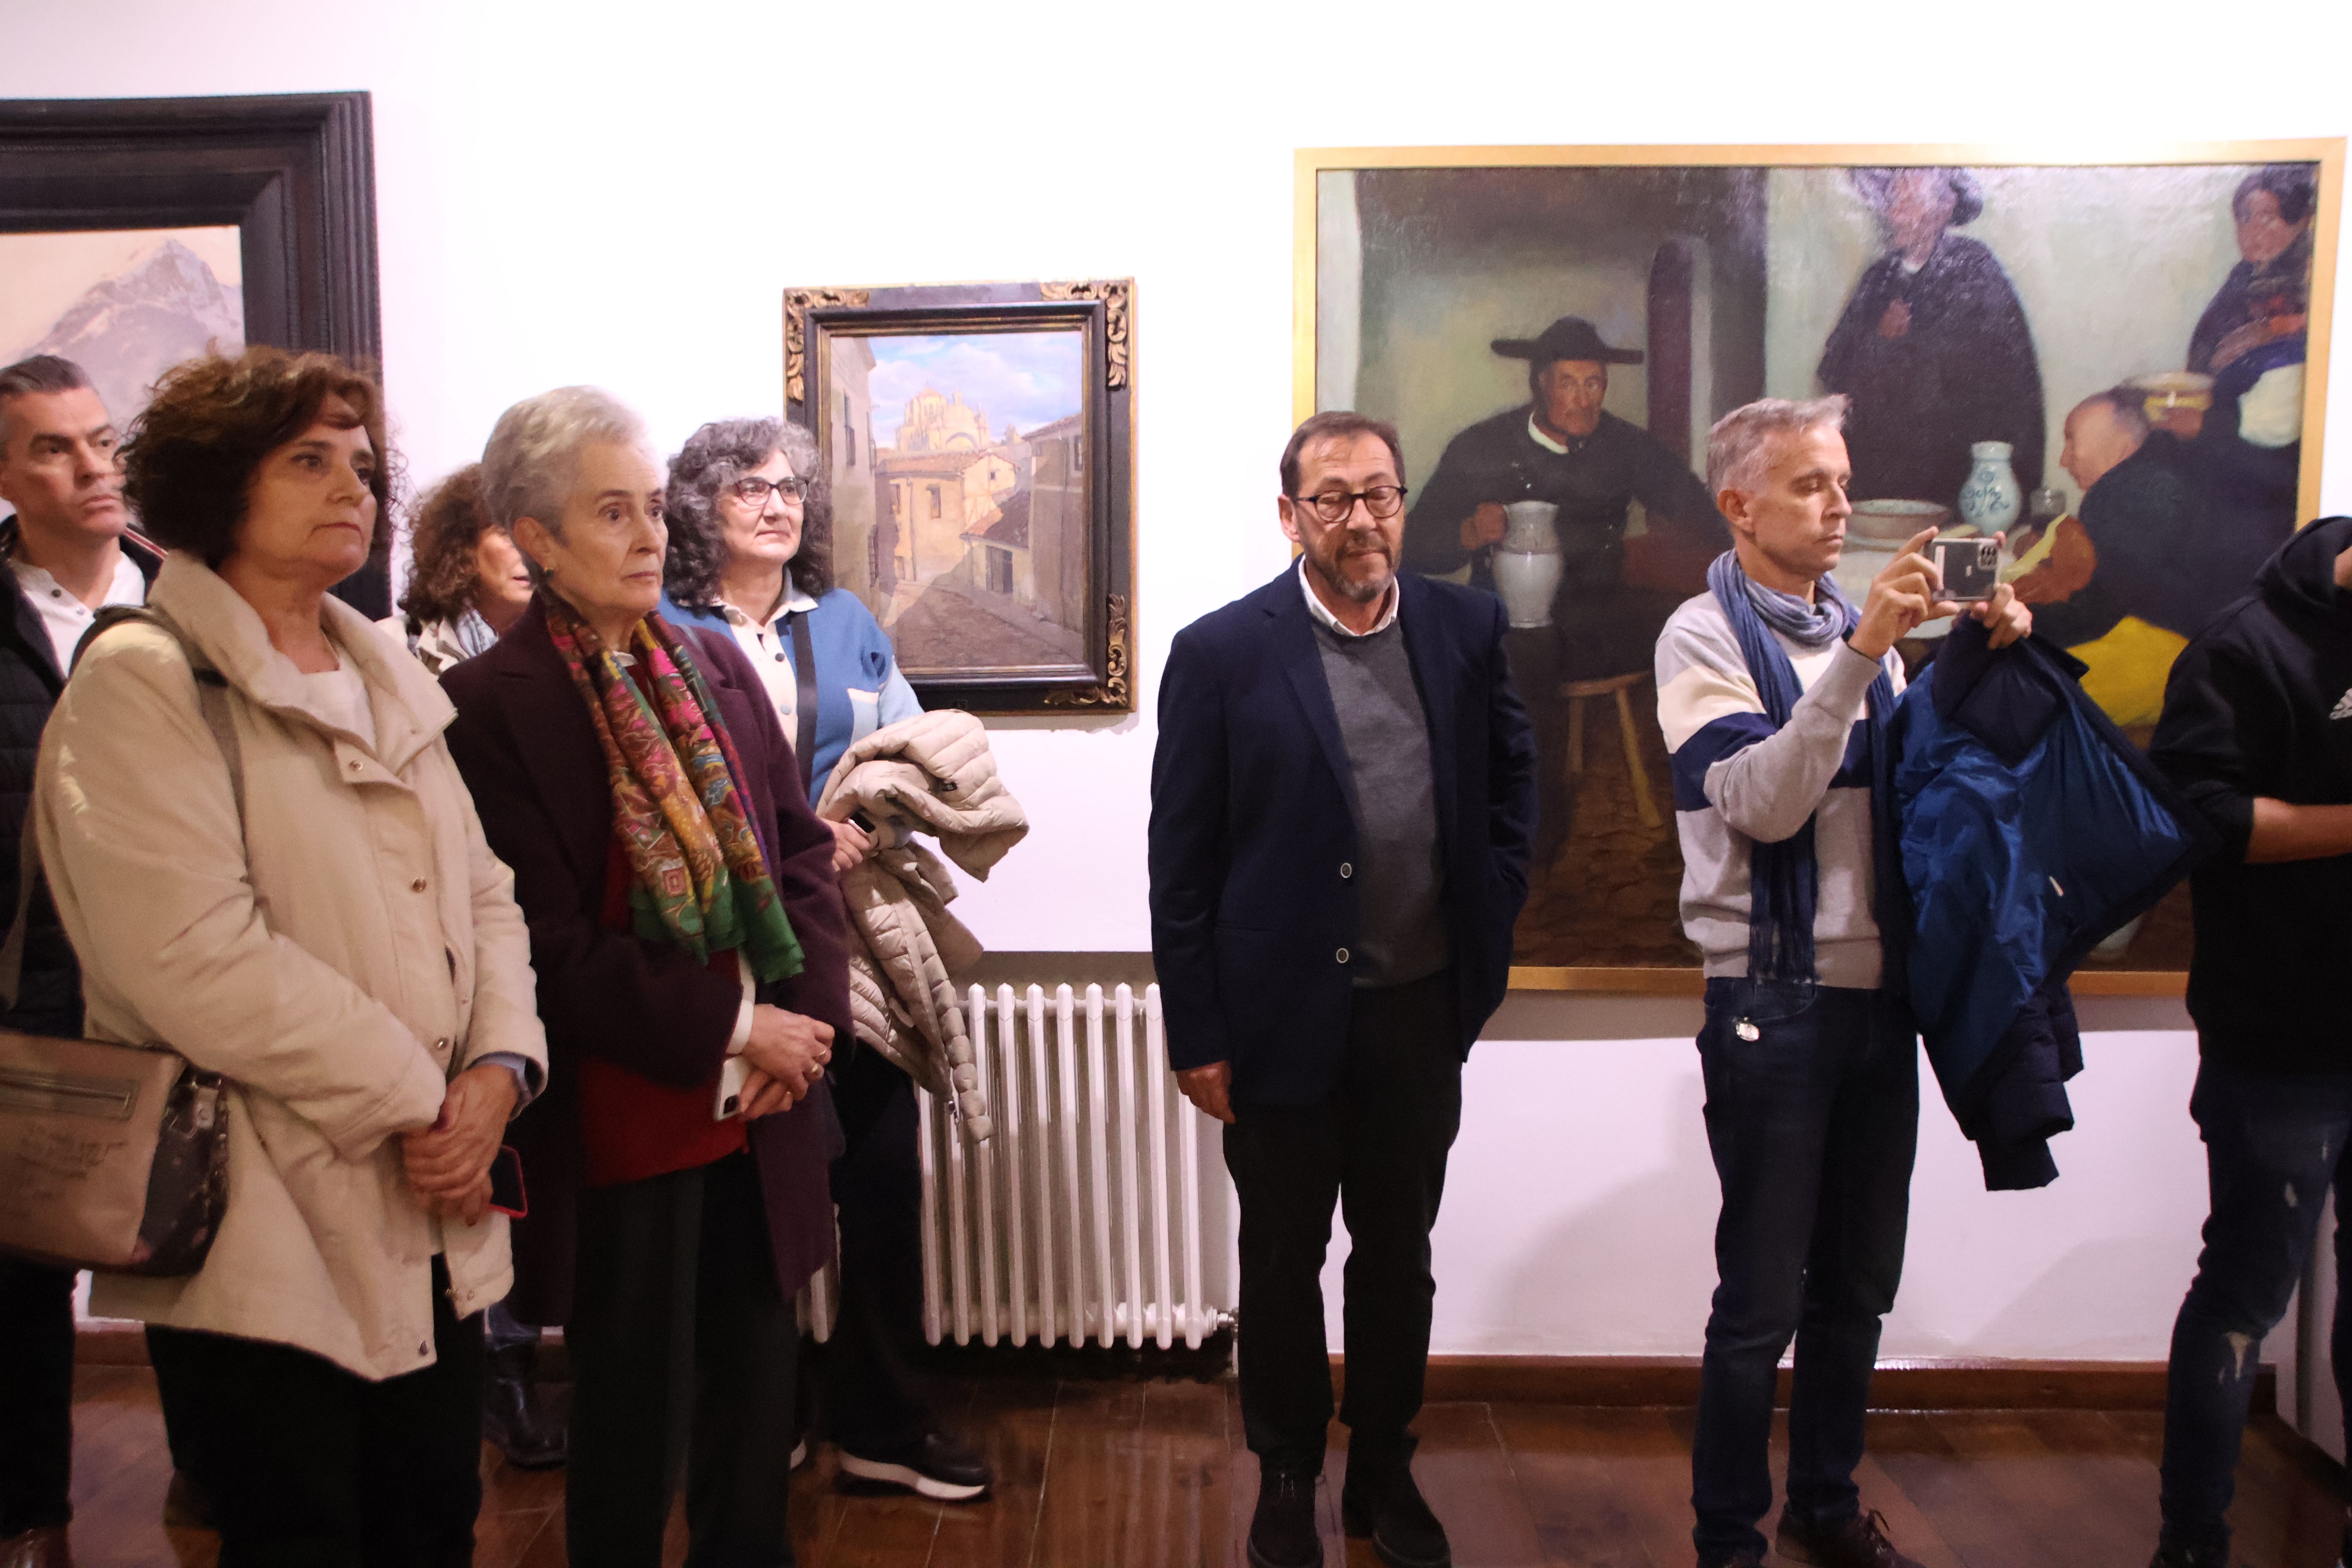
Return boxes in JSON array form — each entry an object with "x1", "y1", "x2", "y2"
[{"x1": 1848, "y1": 499, "x2": 1951, "y2": 543}]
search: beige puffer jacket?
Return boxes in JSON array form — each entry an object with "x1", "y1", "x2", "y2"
[
  {"x1": 34, "y1": 556, "x2": 548, "y2": 1381},
  {"x1": 814, "y1": 711, "x2": 1026, "y2": 1143}
]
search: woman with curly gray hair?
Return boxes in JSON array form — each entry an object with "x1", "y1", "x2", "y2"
[
  {"x1": 661, "y1": 416, "x2": 991, "y2": 1505},
  {"x1": 661, "y1": 417, "x2": 920, "y2": 869}
]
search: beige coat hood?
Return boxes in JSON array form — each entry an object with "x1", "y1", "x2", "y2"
[{"x1": 34, "y1": 555, "x2": 548, "y2": 1380}]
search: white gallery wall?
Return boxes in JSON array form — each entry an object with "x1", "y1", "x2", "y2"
[{"x1": 7, "y1": 0, "x2": 2348, "y2": 1364}]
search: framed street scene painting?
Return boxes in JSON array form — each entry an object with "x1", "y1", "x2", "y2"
[
  {"x1": 785, "y1": 279, "x2": 1135, "y2": 714},
  {"x1": 0, "y1": 91, "x2": 388, "y2": 613},
  {"x1": 1297, "y1": 143, "x2": 2342, "y2": 991}
]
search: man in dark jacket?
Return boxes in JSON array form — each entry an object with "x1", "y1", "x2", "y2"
[
  {"x1": 1152, "y1": 411, "x2": 1535, "y2": 1568},
  {"x1": 0, "y1": 354, "x2": 161, "y2": 1568},
  {"x1": 2146, "y1": 514, "x2": 2352, "y2": 1568},
  {"x1": 1401, "y1": 316, "x2": 1722, "y2": 857}
]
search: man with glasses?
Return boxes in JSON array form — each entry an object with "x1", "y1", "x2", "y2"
[{"x1": 1151, "y1": 411, "x2": 1535, "y2": 1568}]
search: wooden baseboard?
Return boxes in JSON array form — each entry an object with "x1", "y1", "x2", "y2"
[
  {"x1": 79, "y1": 1323, "x2": 2249, "y2": 1413},
  {"x1": 1370, "y1": 1354, "x2": 2263, "y2": 1412}
]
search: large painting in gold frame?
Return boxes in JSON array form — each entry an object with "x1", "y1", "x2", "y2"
[{"x1": 1296, "y1": 141, "x2": 2344, "y2": 995}]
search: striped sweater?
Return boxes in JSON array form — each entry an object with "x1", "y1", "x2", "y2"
[{"x1": 1652, "y1": 588, "x2": 1905, "y2": 989}]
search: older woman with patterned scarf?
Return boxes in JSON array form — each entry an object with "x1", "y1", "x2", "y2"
[{"x1": 442, "y1": 386, "x2": 849, "y2": 1568}]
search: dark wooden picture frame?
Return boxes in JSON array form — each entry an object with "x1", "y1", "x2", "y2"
[
  {"x1": 786, "y1": 280, "x2": 1134, "y2": 715},
  {"x1": 0, "y1": 91, "x2": 388, "y2": 615}
]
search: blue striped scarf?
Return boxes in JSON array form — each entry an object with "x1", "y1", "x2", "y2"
[{"x1": 1705, "y1": 551, "x2": 1901, "y2": 985}]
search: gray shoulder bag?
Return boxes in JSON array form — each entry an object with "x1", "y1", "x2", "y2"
[{"x1": 0, "y1": 606, "x2": 239, "y2": 1275}]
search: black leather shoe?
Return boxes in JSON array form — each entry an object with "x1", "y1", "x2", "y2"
[
  {"x1": 1697, "y1": 1552, "x2": 1764, "y2": 1568},
  {"x1": 1247, "y1": 1465, "x2": 1321, "y2": 1568},
  {"x1": 483, "y1": 1340, "x2": 567, "y2": 1471},
  {"x1": 1775, "y1": 1509, "x2": 1922, "y2": 1568},
  {"x1": 2148, "y1": 1540, "x2": 2230, "y2": 1568},
  {"x1": 1341, "y1": 1459, "x2": 1451, "y2": 1568},
  {"x1": 837, "y1": 1429, "x2": 993, "y2": 1501}
]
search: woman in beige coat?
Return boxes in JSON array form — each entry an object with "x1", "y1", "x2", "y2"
[{"x1": 32, "y1": 348, "x2": 548, "y2": 1568}]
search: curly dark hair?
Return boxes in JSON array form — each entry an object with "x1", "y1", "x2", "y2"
[
  {"x1": 397, "y1": 463, "x2": 500, "y2": 629},
  {"x1": 122, "y1": 347, "x2": 398, "y2": 571},
  {"x1": 663, "y1": 417, "x2": 831, "y2": 608}
]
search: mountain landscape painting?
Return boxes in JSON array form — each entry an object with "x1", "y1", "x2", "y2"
[{"x1": 0, "y1": 228, "x2": 245, "y2": 426}]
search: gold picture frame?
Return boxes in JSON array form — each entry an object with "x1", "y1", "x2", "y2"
[{"x1": 1296, "y1": 141, "x2": 2344, "y2": 995}]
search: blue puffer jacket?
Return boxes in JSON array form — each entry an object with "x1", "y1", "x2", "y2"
[{"x1": 1893, "y1": 617, "x2": 2218, "y2": 1189}]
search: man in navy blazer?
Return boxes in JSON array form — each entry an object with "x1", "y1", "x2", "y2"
[{"x1": 1150, "y1": 412, "x2": 1535, "y2": 1568}]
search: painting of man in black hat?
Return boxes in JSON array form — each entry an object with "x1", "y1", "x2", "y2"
[{"x1": 1401, "y1": 314, "x2": 1726, "y2": 858}]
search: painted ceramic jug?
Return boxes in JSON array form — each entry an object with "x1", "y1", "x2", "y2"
[
  {"x1": 1492, "y1": 500, "x2": 1563, "y2": 628},
  {"x1": 1957, "y1": 441, "x2": 2023, "y2": 535}
]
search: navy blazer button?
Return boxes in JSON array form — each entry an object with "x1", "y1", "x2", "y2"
[
  {"x1": 1338, "y1": 862, "x2": 1353, "y2": 878},
  {"x1": 1336, "y1": 947, "x2": 1350, "y2": 964}
]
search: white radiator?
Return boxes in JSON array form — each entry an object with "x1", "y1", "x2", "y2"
[{"x1": 799, "y1": 982, "x2": 1229, "y2": 1352}]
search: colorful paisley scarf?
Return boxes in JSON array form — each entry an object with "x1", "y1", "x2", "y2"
[{"x1": 546, "y1": 595, "x2": 804, "y2": 983}]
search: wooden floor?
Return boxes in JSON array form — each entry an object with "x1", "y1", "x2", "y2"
[{"x1": 62, "y1": 1365, "x2": 2350, "y2": 1568}]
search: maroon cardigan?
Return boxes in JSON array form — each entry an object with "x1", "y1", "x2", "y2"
[{"x1": 441, "y1": 598, "x2": 851, "y2": 1324}]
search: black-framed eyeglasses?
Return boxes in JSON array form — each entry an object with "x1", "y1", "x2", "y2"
[
  {"x1": 729, "y1": 475, "x2": 809, "y2": 506},
  {"x1": 1293, "y1": 485, "x2": 1407, "y2": 524}
]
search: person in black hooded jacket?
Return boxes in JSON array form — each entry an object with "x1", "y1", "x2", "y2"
[
  {"x1": 0, "y1": 355, "x2": 162, "y2": 1568},
  {"x1": 2145, "y1": 513, "x2": 2352, "y2": 1568}
]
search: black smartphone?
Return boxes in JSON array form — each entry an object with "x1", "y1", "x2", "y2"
[
  {"x1": 1931, "y1": 536, "x2": 2001, "y2": 603},
  {"x1": 488, "y1": 1146, "x2": 528, "y2": 1219}
]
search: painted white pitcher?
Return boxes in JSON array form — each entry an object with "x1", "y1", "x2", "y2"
[{"x1": 1493, "y1": 500, "x2": 1564, "y2": 629}]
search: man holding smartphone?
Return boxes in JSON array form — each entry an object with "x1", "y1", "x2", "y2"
[{"x1": 1655, "y1": 395, "x2": 2029, "y2": 1568}]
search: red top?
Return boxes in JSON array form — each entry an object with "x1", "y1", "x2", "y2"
[{"x1": 576, "y1": 832, "x2": 747, "y2": 1188}]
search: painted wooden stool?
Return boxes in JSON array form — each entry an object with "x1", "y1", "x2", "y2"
[{"x1": 1560, "y1": 671, "x2": 1661, "y2": 829}]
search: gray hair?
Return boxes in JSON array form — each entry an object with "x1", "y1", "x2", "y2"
[
  {"x1": 2082, "y1": 385, "x2": 2152, "y2": 443},
  {"x1": 0, "y1": 354, "x2": 95, "y2": 448},
  {"x1": 480, "y1": 386, "x2": 652, "y2": 584},
  {"x1": 663, "y1": 416, "x2": 833, "y2": 606},
  {"x1": 1706, "y1": 395, "x2": 1851, "y2": 497}
]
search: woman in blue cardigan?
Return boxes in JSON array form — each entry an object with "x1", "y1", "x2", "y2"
[{"x1": 662, "y1": 417, "x2": 991, "y2": 1503}]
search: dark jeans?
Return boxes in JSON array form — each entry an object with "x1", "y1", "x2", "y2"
[
  {"x1": 1691, "y1": 978, "x2": 1918, "y2": 1563},
  {"x1": 568, "y1": 1152, "x2": 799, "y2": 1568},
  {"x1": 0, "y1": 1258, "x2": 76, "y2": 1537},
  {"x1": 2159, "y1": 1059, "x2": 2352, "y2": 1556},
  {"x1": 1222, "y1": 967, "x2": 1462, "y2": 1474},
  {"x1": 822, "y1": 1045, "x2": 932, "y2": 1455},
  {"x1": 145, "y1": 1256, "x2": 484, "y2": 1568}
]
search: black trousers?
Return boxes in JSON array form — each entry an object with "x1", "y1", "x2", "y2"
[
  {"x1": 0, "y1": 1258, "x2": 76, "y2": 1537},
  {"x1": 821, "y1": 1046, "x2": 933, "y2": 1454},
  {"x1": 1222, "y1": 968, "x2": 1463, "y2": 1474},
  {"x1": 145, "y1": 1256, "x2": 485, "y2": 1568},
  {"x1": 568, "y1": 1152, "x2": 799, "y2": 1568}
]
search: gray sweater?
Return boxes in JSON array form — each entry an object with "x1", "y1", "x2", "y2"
[{"x1": 1311, "y1": 613, "x2": 1450, "y2": 987}]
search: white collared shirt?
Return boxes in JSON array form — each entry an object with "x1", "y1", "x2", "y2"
[
  {"x1": 1296, "y1": 556, "x2": 1400, "y2": 639},
  {"x1": 716, "y1": 584, "x2": 824, "y2": 735},
  {"x1": 1526, "y1": 414, "x2": 1572, "y2": 456},
  {"x1": 13, "y1": 551, "x2": 147, "y2": 677}
]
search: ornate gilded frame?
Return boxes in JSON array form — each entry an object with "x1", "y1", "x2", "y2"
[
  {"x1": 1297, "y1": 142, "x2": 2345, "y2": 996},
  {"x1": 786, "y1": 279, "x2": 1135, "y2": 715},
  {"x1": 0, "y1": 91, "x2": 390, "y2": 616}
]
